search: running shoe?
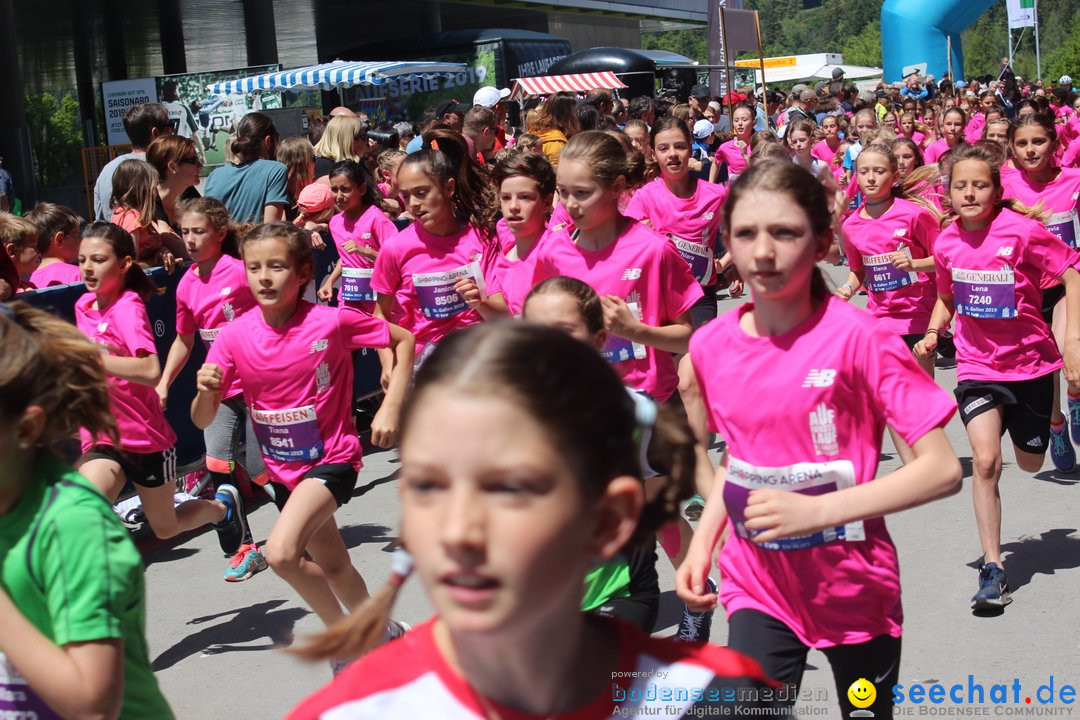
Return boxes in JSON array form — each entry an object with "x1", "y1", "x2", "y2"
[
  {"x1": 683, "y1": 493, "x2": 706, "y2": 522},
  {"x1": 385, "y1": 619, "x2": 410, "y2": 643},
  {"x1": 1050, "y1": 423, "x2": 1076, "y2": 472},
  {"x1": 971, "y1": 561, "x2": 1012, "y2": 610},
  {"x1": 213, "y1": 484, "x2": 247, "y2": 556},
  {"x1": 1069, "y1": 396, "x2": 1080, "y2": 445},
  {"x1": 676, "y1": 578, "x2": 716, "y2": 643},
  {"x1": 224, "y1": 543, "x2": 268, "y2": 582},
  {"x1": 330, "y1": 659, "x2": 349, "y2": 676}
]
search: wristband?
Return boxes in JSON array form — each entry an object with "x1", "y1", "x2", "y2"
[{"x1": 925, "y1": 328, "x2": 939, "y2": 336}]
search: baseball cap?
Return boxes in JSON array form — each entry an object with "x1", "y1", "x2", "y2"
[
  {"x1": 832, "y1": 67, "x2": 845, "y2": 79},
  {"x1": 791, "y1": 83, "x2": 808, "y2": 96},
  {"x1": 473, "y1": 86, "x2": 511, "y2": 108},
  {"x1": 434, "y1": 99, "x2": 470, "y2": 118},
  {"x1": 707, "y1": 100, "x2": 722, "y2": 113},
  {"x1": 693, "y1": 119, "x2": 716, "y2": 139},
  {"x1": 690, "y1": 84, "x2": 711, "y2": 99},
  {"x1": 297, "y1": 183, "x2": 335, "y2": 215}
]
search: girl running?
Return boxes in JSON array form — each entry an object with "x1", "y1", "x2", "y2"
[
  {"x1": 838, "y1": 142, "x2": 942, "y2": 461},
  {"x1": 533, "y1": 130, "x2": 709, "y2": 641},
  {"x1": 317, "y1": 160, "x2": 397, "y2": 314},
  {"x1": 711, "y1": 103, "x2": 755, "y2": 185},
  {"x1": 288, "y1": 322, "x2": 779, "y2": 720},
  {"x1": 813, "y1": 114, "x2": 844, "y2": 169},
  {"x1": 191, "y1": 222, "x2": 415, "y2": 651},
  {"x1": 1002, "y1": 113, "x2": 1080, "y2": 472},
  {"x1": 0, "y1": 302, "x2": 174, "y2": 720},
  {"x1": 26, "y1": 202, "x2": 83, "y2": 288},
  {"x1": 625, "y1": 116, "x2": 729, "y2": 329},
  {"x1": 75, "y1": 221, "x2": 250, "y2": 559},
  {"x1": 914, "y1": 141, "x2": 1080, "y2": 610},
  {"x1": 924, "y1": 107, "x2": 967, "y2": 164},
  {"x1": 897, "y1": 111, "x2": 927, "y2": 148},
  {"x1": 491, "y1": 152, "x2": 556, "y2": 316},
  {"x1": 678, "y1": 160, "x2": 962, "y2": 718},
  {"x1": 841, "y1": 109, "x2": 879, "y2": 185},
  {"x1": 371, "y1": 129, "x2": 505, "y2": 364},
  {"x1": 157, "y1": 197, "x2": 268, "y2": 581}
]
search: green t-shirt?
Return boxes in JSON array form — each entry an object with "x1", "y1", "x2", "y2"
[
  {"x1": 581, "y1": 558, "x2": 631, "y2": 612},
  {"x1": 0, "y1": 455, "x2": 174, "y2": 719}
]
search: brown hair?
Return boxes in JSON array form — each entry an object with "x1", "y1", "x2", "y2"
[
  {"x1": 749, "y1": 142, "x2": 790, "y2": 164},
  {"x1": 240, "y1": 222, "x2": 314, "y2": 301},
  {"x1": 231, "y1": 112, "x2": 279, "y2": 163},
  {"x1": 0, "y1": 302, "x2": 117, "y2": 446},
  {"x1": 528, "y1": 94, "x2": 581, "y2": 137},
  {"x1": 79, "y1": 221, "x2": 162, "y2": 302},
  {"x1": 145, "y1": 135, "x2": 198, "y2": 181},
  {"x1": 749, "y1": 130, "x2": 778, "y2": 151},
  {"x1": 946, "y1": 141, "x2": 1048, "y2": 223},
  {"x1": 0, "y1": 214, "x2": 38, "y2": 252},
  {"x1": 178, "y1": 196, "x2": 241, "y2": 258},
  {"x1": 856, "y1": 143, "x2": 944, "y2": 221},
  {"x1": 111, "y1": 158, "x2": 158, "y2": 228},
  {"x1": 491, "y1": 151, "x2": 556, "y2": 198},
  {"x1": 26, "y1": 203, "x2": 82, "y2": 255},
  {"x1": 523, "y1": 276, "x2": 604, "y2": 334},
  {"x1": 401, "y1": 128, "x2": 496, "y2": 230},
  {"x1": 276, "y1": 136, "x2": 316, "y2": 203},
  {"x1": 724, "y1": 161, "x2": 833, "y2": 300},
  {"x1": 295, "y1": 322, "x2": 695, "y2": 662},
  {"x1": 559, "y1": 130, "x2": 644, "y2": 192},
  {"x1": 1007, "y1": 112, "x2": 1057, "y2": 147}
]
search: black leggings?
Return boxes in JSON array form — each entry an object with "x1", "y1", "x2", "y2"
[{"x1": 728, "y1": 609, "x2": 901, "y2": 717}]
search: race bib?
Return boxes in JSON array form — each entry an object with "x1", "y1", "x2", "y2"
[
  {"x1": 251, "y1": 405, "x2": 324, "y2": 462},
  {"x1": 198, "y1": 327, "x2": 220, "y2": 348},
  {"x1": 413, "y1": 262, "x2": 485, "y2": 320},
  {"x1": 0, "y1": 652, "x2": 62, "y2": 719},
  {"x1": 723, "y1": 457, "x2": 863, "y2": 551},
  {"x1": 600, "y1": 302, "x2": 647, "y2": 365},
  {"x1": 863, "y1": 248, "x2": 915, "y2": 292},
  {"x1": 1046, "y1": 210, "x2": 1080, "y2": 249},
  {"x1": 341, "y1": 267, "x2": 376, "y2": 302},
  {"x1": 670, "y1": 236, "x2": 714, "y2": 285},
  {"x1": 953, "y1": 267, "x2": 1017, "y2": 319}
]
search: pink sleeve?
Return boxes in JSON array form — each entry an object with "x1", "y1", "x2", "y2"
[
  {"x1": 1063, "y1": 141, "x2": 1080, "y2": 169},
  {"x1": 934, "y1": 244, "x2": 953, "y2": 296},
  {"x1": 338, "y1": 307, "x2": 391, "y2": 350},
  {"x1": 1026, "y1": 221, "x2": 1078, "y2": 279},
  {"x1": 371, "y1": 212, "x2": 397, "y2": 252},
  {"x1": 912, "y1": 207, "x2": 940, "y2": 254},
  {"x1": 622, "y1": 191, "x2": 648, "y2": 222},
  {"x1": 370, "y1": 242, "x2": 401, "y2": 296},
  {"x1": 839, "y1": 224, "x2": 864, "y2": 275},
  {"x1": 119, "y1": 300, "x2": 158, "y2": 357},
  {"x1": 175, "y1": 283, "x2": 196, "y2": 336},
  {"x1": 206, "y1": 326, "x2": 237, "y2": 390},
  {"x1": 863, "y1": 326, "x2": 956, "y2": 445},
  {"x1": 659, "y1": 241, "x2": 704, "y2": 320}
]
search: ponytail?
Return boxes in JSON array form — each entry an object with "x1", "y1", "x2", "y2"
[
  {"x1": 0, "y1": 302, "x2": 118, "y2": 447},
  {"x1": 401, "y1": 128, "x2": 497, "y2": 230}
]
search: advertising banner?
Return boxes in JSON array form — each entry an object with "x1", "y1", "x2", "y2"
[{"x1": 102, "y1": 78, "x2": 160, "y2": 145}]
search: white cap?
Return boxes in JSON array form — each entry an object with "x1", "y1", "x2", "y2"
[
  {"x1": 1060, "y1": 75, "x2": 1073, "y2": 86},
  {"x1": 473, "y1": 86, "x2": 511, "y2": 107},
  {"x1": 693, "y1": 118, "x2": 716, "y2": 139}
]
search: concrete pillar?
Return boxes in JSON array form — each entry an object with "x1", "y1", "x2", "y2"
[
  {"x1": 243, "y1": 0, "x2": 279, "y2": 67},
  {"x1": 0, "y1": 0, "x2": 35, "y2": 204},
  {"x1": 158, "y1": 0, "x2": 187, "y2": 75}
]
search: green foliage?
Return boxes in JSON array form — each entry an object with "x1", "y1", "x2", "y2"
[
  {"x1": 23, "y1": 92, "x2": 84, "y2": 187},
  {"x1": 641, "y1": 0, "x2": 1080, "y2": 82}
]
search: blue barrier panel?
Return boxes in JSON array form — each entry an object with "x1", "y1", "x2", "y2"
[{"x1": 15, "y1": 260, "x2": 384, "y2": 470}]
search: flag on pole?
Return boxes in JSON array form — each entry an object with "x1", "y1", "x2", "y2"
[{"x1": 1007, "y1": 0, "x2": 1035, "y2": 29}]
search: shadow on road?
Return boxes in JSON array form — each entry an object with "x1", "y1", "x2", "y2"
[
  {"x1": 153, "y1": 599, "x2": 309, "y2": 671},
  {"x1": 965, "y1": 528, "x2": 1080, "y2": 598},
  {"x1": 1033, "y1": 469, "x2": 1080, "y2": 486},
  {"x1": 337, "y1": 523, "x2": 398, "y2": 552},
  {"x1": 353, "y1": 467, "x2": 400, "y2": 498}
]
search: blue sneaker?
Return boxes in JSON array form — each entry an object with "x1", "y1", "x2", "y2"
[
  {"x1": 1050, "y1": 423, "x2": 1076, "y2": 472},
  {"x1": 1069, "y1": 396, "x2": 1080, "y2": 445},
  {"x1": 213, "y1": 484, "x2": 247, "y2": 556},
  {"x1": 224, "y1": 543, "x2": 268, "y2": 582},
  {"x1": 676, "y1": 578, "x2": 716, "y2": 643},
  {"x1": 971, "y1": 562, "x2": 1012, "y2": 610},
  {"x1": 683, "y1": 493, "x2": 706, "y2": 521}
]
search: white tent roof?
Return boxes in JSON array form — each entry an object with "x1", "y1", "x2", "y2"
[
  {"x1": 735, "y1": 53, "x2": 882, "y2": 85},
  {"x1": 206, "y1": 60, "x2": 467, "y2": 94}
]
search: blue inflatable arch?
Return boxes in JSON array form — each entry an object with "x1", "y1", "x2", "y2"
[{"x1": 881, "y1": 0, "x2": 996, "y2": 83}]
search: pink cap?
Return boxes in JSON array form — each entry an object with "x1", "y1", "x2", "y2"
[{"x1": 297, "y1": 183, "x2": 335, "y2": 214}]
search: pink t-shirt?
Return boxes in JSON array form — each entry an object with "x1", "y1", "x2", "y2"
[
  {"x1": 689, "y1": 297, "x2": 956, "y2": 648},
  {"x1": 923, "y1": 138, "x2": 953, "y2": 165},
  {"x1": 623, "y1": 178, "x2": 728, "y2": 287},
  {"x1": 207, "y1": 302, "x2": 391, "y2": 489},
  {"x1": 29, "y1": 261, "x2": 81, "y2": 288},
  {"x1": 76, "y1": 290, "x2": 176, "y2": 453},
  {"x1": 898, "y1": 130, "x2": 927, "y2": 147},
  {"x1": 1002, "y1": 167, "x2": 1080, "y2": 249},
  {"x1": 330, "y1": 205, "x2": 398, "y2": 309},
  {"x1": 494, "y1": 229, "x2": 554, "y2": 317},
  {"x1": 494, "y1": 218, "x2": 517, "y2": 254},
  {"x1": 934, "y1": 210, "x2": 1074, "y2": 382},
  {"x1": 812, "y1": 140, "x2": 842, "y2": 167},
  {"x1": 1063, "y1": 140, "x2": 1080, "y2": 170},
  {"x1": 547, "y1": 202, "x2": 573, "y2": 231},
  {"x1": 964, "y1": 115, "x2": 986, "y2": 144},
  {"x1": 840, "y1": 197, "x2": 940, "y2": 334},
  {"x1": 714, "y1": 139, "x2": 750, "y2": 180},
  {"x1": 533, "y1": 220, "x2": 703, "y2": 401},
  {"x1": 371, "y1": 222, "x2": 502, "y2": 350},
  {"x1": 175, "y1": 254, "x2": 257, "y2": 400}
]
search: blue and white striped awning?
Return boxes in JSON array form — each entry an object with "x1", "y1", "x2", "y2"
[{"x1": 206, "y1": 60, "x2": 468, "y2": 94}]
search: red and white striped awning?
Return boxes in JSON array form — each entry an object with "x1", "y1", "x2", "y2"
[{"x1": 509, "y1": 71, "x2": 628, "y2": 99}]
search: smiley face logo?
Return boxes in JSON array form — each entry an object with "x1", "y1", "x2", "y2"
[{"x1": 847, "y1": 678, "x2": 876, "y2": 710}]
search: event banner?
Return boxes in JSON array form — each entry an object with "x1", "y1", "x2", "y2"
[{"x1": 102, "y1": 78, "x2": 160, "y2": 146}]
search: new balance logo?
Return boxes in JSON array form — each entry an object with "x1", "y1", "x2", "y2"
[
  {"x1": 802, "y1": 369, "x2": 837, "y2": 388},
  {"x1": 310, "y1": 339, "x2": 329, "y2": 354},
  {"x1": 997, "y1": 246, "x2": 1014, "y2": 257},
  {"x1": 621, "y1": 268, "x2": 642, "y2": 281}
]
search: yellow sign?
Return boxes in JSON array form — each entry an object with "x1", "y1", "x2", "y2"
[{"x1": 734, "y1": 56, "x2": 797, "y2": 69}]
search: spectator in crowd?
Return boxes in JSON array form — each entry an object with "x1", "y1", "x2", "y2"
[
  {"x1": 277, "y1": 136, "x2": 317, "y2": 222},
  {"x1": 145, "y1": 135, "x2": 203, "y2": 231},
  {"x1": 433, "y1": 99, "x2": 469, "y2": 132},
  {"x1": 0, "y1": 156, "x2": 14, "y2": 211},
  {"x1": 203, "y1": 112, "x2": 288, "y2": 223},
  {"x1": 472, "y1": 86, "x2": 512, "y2": 153},
  {"x1": 527, "y1": 94, "x2": 581, "y2": 167},
  {"x1": 93, "y1": 103, "x2": 173, "y2": 221},
  {"x1": 313, "y1": 115, "x2": 367, "y2": 179},
  {"x1": 586, "y1": 88, "x2": 615, "y2": 117},
  {"x1": 462, "y1": 105, "x2": 499, "y2": 163},
  {"x1": 628, "y1": 96, "x2": 656, "y2": 125}
]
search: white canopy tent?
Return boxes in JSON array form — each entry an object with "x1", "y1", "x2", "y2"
[
  {"x1": 734, "y1": 53, "x2": 882, "y2": 85},
  {"x1": 206, "y1": 60, "x2": 468, "y2": 94}
]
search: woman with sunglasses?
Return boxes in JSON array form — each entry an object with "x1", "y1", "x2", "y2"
[{"x1": 147, "y1": 135, "x2": 204, "y2": 232}]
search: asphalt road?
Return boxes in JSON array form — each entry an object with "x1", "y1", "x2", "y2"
[{"x1": 141, "y1": 274, "x2": 1080, "y2": 719}]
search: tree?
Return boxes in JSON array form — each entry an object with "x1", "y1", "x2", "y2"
[
  {"x1": 841, "y1": 20, "x2": 882, "y2": 67},
  {"x1": 23, "y1": 92, "x2": 84, "y2": 187},
  {"x1": 1043, "y1": 12, "x2": 1080, "y2": 84}
]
